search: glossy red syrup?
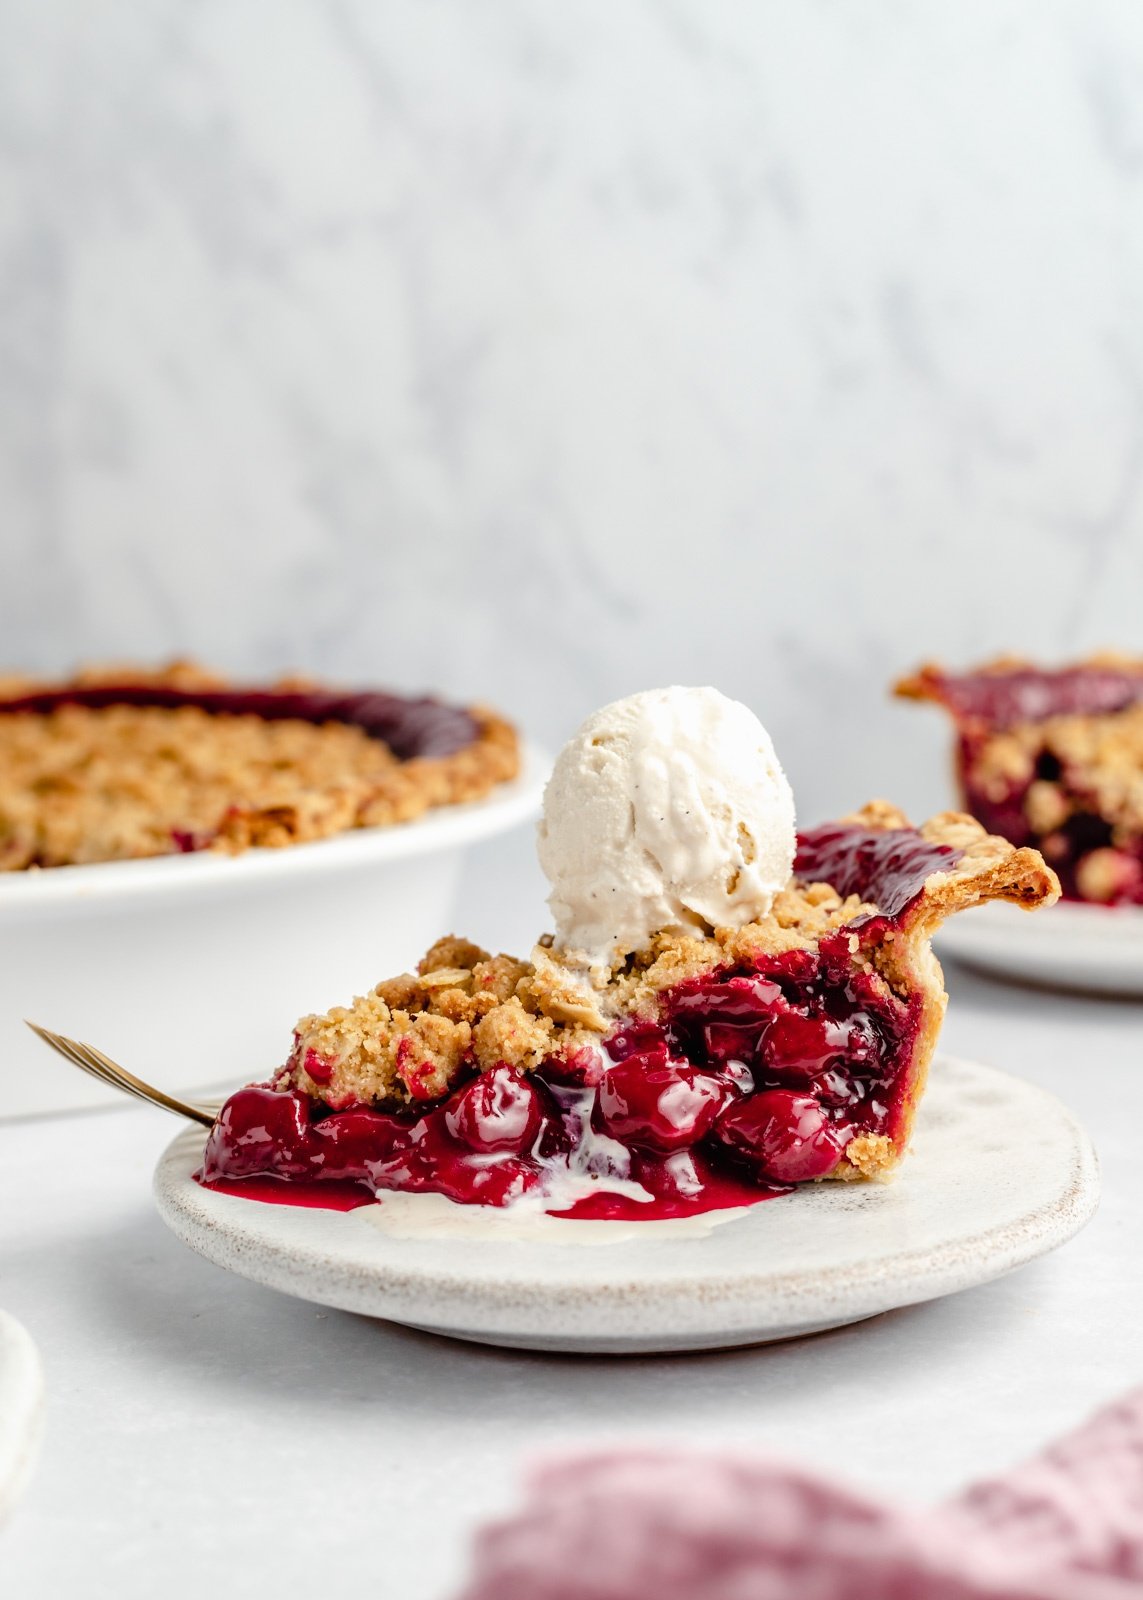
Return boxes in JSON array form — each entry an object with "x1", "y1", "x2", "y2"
[
  {"x1": 551, "y1": 1167, "x2": 779, "y2": 1223},
  {"x1": 197, "y1": 1173, "x2": 777, "y2": 1221},
  {"x1": 795, "y1": 824, "x2": 960, "y2": 927},
  {"x1": 0, "y1": 682, "x2": 477, "y2": 759},
  {"x1": 199, "y1": 1165, "x2": 779, "y2": 1220},
  {"x1": 200, "y1": 824, "x2": 940, "y2": 1220},
  {"x1": 203, "y1": 1174, "x2": 375, "y2": 1211}
]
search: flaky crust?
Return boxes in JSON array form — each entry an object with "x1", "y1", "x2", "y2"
[
  {"x1": 0, "y1": 661, "x2": 519, "y2": 869},
  {"x1": 282, "y1": 804, "x2": 1058, "y2": 1191},
  {"x1": 821, "y1": 803, "x2": 1058, "y2": 1179},
  {"x1": 849, "y1": 800, "x2": 1060, "y2": 929}
]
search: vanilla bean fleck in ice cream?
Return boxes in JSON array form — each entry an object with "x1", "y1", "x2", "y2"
[{"x1": 537, "y1": 687, "x2": 796, "y2": 968}]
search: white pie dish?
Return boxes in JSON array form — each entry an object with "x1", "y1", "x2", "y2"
[
  {"x1": 153, "y1": 1055, "x2": 1099, "y2": 1355},
  {"x1": 936, "y1": 899, "x2": 1143, "y2": 997},
  {"x1": 0, "y1": 742, "x2": 548, "y2": 1120}
]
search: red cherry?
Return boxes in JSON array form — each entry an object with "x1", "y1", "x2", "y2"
[
  {"x1": 709, "y1": 1059, "x2": 756, "y2": 1100},
  {"x1": 839, "y1": 1012, "x2": 882, "y2": 1072},
  {"x1": 444, "y1": 1065, "x2": 547, "y2": 1155},
  {"x1": 808, "y1": 1067, "x2": 862, "y2": 1109},
  {"x1": 309, "y1": 1107, "x2": 410, "y2": 1179},
  {"x1": 440, "y1": 1157, "x2": 541, "y2": 1207},
  {"x1": 703, "y1": 1022, "x2": 763, "y2": 1064},
  {"x1": 367, "y1": 1124, "x2": 541, "y2": 1208},
  {"x1": 202, "y1": 1087, "x2": 314, "y2": 1180},
  {"x1": 537, "y1": 1046, "x2": 606, "y2": 1088},
  {"x1": 629, "y1": 1147, "x2": 707, "y2": 1203},
  {"x1": 713, "y1": 1090, "x2": 843, "y2": 1182},
  {"x1": 760, "y1": 1013, "x2": 851, "y2": 1084},
  {"x1": 605, "y1": 1022, "x2": 670, "y2": 1064},
  {"x1": 671, "y1": 974, "x2": 784, "y2": 1022},
  {"x1": 594, "y1": 1056, "x2": 728, "y2": 1153}
]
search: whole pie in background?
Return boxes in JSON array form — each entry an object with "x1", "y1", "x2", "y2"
[
  {"x1": 896, "y1": 655, "x2": 1143, "y2": 907},
  {"x1": 0, "y1": 661, "x2": 519, "y2": 870}
]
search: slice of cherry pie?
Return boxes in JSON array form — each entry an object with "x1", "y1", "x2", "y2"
[
  {"x1": 0, "y1": 660, "x2": 519, "y2": 870},
  {"x1": 200, "y1": 802, "x2": 1058, "y2": 1220},
  {"x1": 896, "y1": 655, "x2": 1143, "y2": 906}
]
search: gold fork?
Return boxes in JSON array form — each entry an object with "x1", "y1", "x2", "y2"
[{"x1": 24, "y1": 1022, "x2": 216, "y2": 1127}]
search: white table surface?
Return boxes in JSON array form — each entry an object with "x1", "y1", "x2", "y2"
[{"x1": 2, "y1": 833, "x2": 1141, "y2": 1598}]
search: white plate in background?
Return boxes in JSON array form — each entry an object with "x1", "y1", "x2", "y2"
[
  {"x1": 936, "y1": 901, "x2": 1143, "y2": 998},
  {"x1": 154, "y1": 1056, "x2": 1099, "y2": 1356}
]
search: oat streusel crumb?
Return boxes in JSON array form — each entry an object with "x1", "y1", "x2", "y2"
[
  {"x1": 971, "y1": 704, "x2": 1143, "y2": 839},
  {"x1": 0, "y1": 663, "x2": 519, "y2": 869}
]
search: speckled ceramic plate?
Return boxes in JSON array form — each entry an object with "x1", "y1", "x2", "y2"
[
  {"x1": 153, "y1": 1056, "x2": 1099, "y2": 1355},
  {"x1": 936, "y1": 901, "x2": 1143, "y2": 997}
]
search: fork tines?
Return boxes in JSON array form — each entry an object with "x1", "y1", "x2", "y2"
[{"x1": 24, "y1": 1022, "x2": 216, "y2": 1127}]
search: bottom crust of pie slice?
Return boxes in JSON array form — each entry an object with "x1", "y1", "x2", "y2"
[{"x1": 199, "y1": 804, "x2": 1059, "y2": 1217}]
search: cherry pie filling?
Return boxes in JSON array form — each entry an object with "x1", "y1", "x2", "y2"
[{"x1": 199, "y1": 826, "x2": 956, "y2": 1221}]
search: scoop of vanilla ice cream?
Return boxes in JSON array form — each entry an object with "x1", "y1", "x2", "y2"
[{"x1": 537, "y1": 687, "x2": 796, "y2": 967}]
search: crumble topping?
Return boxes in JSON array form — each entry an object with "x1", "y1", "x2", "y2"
[
  {"x1": 831, "y1": 1132, "x2": 897, "y2": 1181},
  {"x1": 0, "y1": 662, "x2": 519, "y2": 870},
  {"x1": 969, "y1": 705, "x2": 1143, "y2": 838}
]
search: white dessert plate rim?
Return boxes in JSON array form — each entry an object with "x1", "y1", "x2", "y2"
[
  {"x1": 152, "y1": 1055, "x2": 1099, "y2": 1354},
  {"x1": 0, "y1": 741, "x2": 549, "y2": 915},
  {"x1": 936, "y1": 899, "x2": 1143, "y2": 998}
]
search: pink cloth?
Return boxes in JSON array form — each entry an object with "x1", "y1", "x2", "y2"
[{"x1": 456, "y1": 1391, "x2": 1143, "y2": 1599}]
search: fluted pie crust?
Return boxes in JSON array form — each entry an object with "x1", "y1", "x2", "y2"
[
  {"x1": 0, "y1": 661, "x2": 519, "y2": 870},
  {"x1": 276, "y1": 803, "x2": 1057, "y2": 1184}
]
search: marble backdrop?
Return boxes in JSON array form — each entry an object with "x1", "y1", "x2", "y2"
[{"x1": 2, "y1": 0, "x2": 1142, "y2": 821}]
